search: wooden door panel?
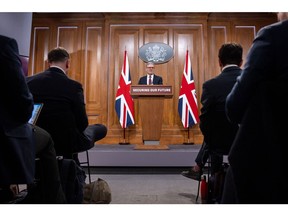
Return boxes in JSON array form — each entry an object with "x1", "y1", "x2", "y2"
[
  {"x1": 207, "y1": 24, "x2": 230, "y2": 80},
  {"x1": 83, "y1": 27, "x2": 103, "y2": 115},
  {"x1": 29, "y1": 27, "x2": 50, "y2": 75},
  {"x1": 108, "y1": 27, "x2": 140, "y2": 143},
  {"x1": 173, "y1": 26, "x2": 204, "y2": 129},
  {"x1": 233, "y1": 25, "x2": 257, "y2": 65},
  {"x1": 56, "y1": 25, "x2": 82, "y2": 82}
]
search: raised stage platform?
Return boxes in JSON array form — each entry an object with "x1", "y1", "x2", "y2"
[{"x1": 78, "y1": 144, "x2": 201, "y2": 167}]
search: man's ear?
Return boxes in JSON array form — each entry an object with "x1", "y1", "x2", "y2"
[
  {"x1": 66, "y1": 60, "x2": 69, "y2": 69},
  {"x1": 218, "y1": 58, "x2": 223, "y2": 67},
  {"x1": 239, "y1": 59, "x2": 243, "y2": 67}
]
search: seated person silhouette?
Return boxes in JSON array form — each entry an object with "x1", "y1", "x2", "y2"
[
  {"x1": 0, "y1": 35, "x2": 65, "y2": 203},
  {"x1": 181, "y1": 43, "x2": 242, "y2": 181},
  {"x1": 27, "y1": 47, "x2": 107, "y2": 163}
]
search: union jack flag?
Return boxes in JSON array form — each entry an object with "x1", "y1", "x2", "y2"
[
  {"x1": 178, "y1": 50, "x2": 199, "y2": 128},
  {"x1": 115, "y1": 51, "x2": 135, "y2": 128}
]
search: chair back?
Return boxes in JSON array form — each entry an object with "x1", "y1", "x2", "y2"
[{"x1": 200, "y1": 110, "x2": 238, "y2": 155}]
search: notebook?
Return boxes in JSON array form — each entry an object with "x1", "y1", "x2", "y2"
[{"x1": 28, "y1": 103, "x2": 43, "y2": 125}]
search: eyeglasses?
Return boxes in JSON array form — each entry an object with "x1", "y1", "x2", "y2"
[{"x1": 147, "y1": 67, "x2": 154, "y2": 69}]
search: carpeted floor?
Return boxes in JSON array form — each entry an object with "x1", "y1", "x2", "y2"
[{"x1": 87, "y1": 167, "x2": 200, "y2": 204}]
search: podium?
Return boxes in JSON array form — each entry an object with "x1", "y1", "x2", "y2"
[{"x1": 131, "y1": 85, "x2": 173, "y2": 150}]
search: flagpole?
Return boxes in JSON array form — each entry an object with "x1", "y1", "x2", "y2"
[
  {"x1": 178, "y1": 49, "x2": 197, "y2": 145},
  {"x1": 119, "y1": 127, "x2": 130, "y2": 145},
  {"x1": 183, "y1": 127, "x2": 194, "y2": 145},
  {"x1": 115, "y1": 49, "x2": 134, "y2": 145}
]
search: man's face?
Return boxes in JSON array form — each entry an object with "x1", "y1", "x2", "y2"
[{"x1": 146, "y1": 64, "x2": 154, "y2": 75}]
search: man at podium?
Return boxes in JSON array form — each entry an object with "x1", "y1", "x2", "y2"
[{"x1": 138, "y1": 62, "x2": 163, "y2": 85}]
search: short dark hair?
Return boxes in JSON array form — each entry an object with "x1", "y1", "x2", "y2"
[
  {"x1": 218, "y1": 43, "x2": 243, "y2": 66},
  {"x1": 48, "y1": 47, "x2": 69, "y2": 63}
]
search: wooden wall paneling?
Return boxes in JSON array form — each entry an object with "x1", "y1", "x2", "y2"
[
  {"x1": 142, "y1": 27, "x2": 169, "y2": 84},
  {"x1": 171, "y1": 24, "x2": 206, "y2": 144},
  {"x1": 108, "y1": 26, "x2": 141, "y2": 144},
  {"x1": 29, "y1": 26, "x2": 51, "y2": 76},
  {"x1": 207, "y1": 22, "x2": 230, "y2": 81},
  {"x1": 142, "y1": 27, "x2": 171, "y2": 128},
  {"x1": 231, "y1": 17, "x2": 277, "y2": 66},
  {"x1": 82, "y1": 25, "x2": 105, "y2": 123},
  {"x1": 207, "y1": 13, "x2": 277, "y2": 74},
  {"x1": 108, "y1": 22, "x2": 208, "y2": 145},
  {"x1": 231, "y1": 24, "x2": 257, "y2": 66},
  {"x1": 56, "y1": 23, "x2": 83, "y2": 82},
  {"x1": 29, "y1": 13, "x2": 278, "y2": 146}
]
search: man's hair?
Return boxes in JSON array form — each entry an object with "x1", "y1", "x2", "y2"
[
  {"x1": 146, "y1": 62, "x2": 155, "y2": 67},
  {"x1": 48, "y1": 47, "x2": 70, "y2": 63},
  {"x1": 218, "y1": 43, "x2": 243, "y2": 66}
]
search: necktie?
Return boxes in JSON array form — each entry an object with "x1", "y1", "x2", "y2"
[{"x1": 148, "y1": 75, "x2": 152, "y2": 85}]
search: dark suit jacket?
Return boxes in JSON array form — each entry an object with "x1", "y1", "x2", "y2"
[
  {"x1": 199, "y1": 66, "x2": 240, "y2": 154},
  {"x1": 0, "y1": 35, "x2": 35, "y2": 185},
  {"x1": 138, "y1": 74, "x2": 163, "y2": 85},
  {"x1": 26, "y1": 67, "x2": 90, "y2": 156},
  {"x1": 226, "y1": 20, "x2": 288, "y2": 203}
]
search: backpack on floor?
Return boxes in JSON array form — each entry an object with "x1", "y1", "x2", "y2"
[
  {"x1": 82, "y1": 178, "x2": 111, "y2": 204},
  {"x1": 58, "y1": 158, "x2": 86, "y2": 204}
]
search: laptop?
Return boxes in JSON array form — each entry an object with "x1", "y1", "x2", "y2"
[{"x1": 28, "y1": 103, "x2": 43, "y2": 125}]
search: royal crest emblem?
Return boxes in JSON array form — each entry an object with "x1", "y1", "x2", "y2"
[{"x1": 139, "y1": 42, "x2": 174, "y2": 64}]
